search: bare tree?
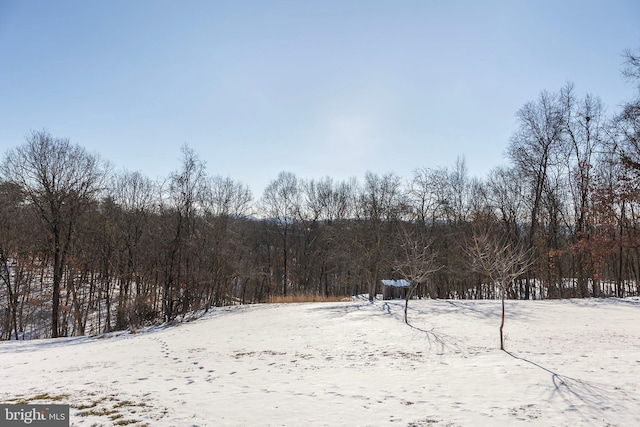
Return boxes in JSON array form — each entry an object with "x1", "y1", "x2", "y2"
[
  {"x1": 561, "y1": 83, "x2": 606, "y2": 297},
  {"x1": 0, "y1": 130, "x2": 108, "y2": 338},
  {"x1": 508, "y1": 89, "x2": 568, "y2": 298},
  {"x1": 447, "y1": 157, "x2": 472, "y2": 224},
  {"x1": 163, "y1": 145, "x2": 208, "y2": 319},
  {"x1": 393, "y1": 228, "x2": 442, "y2": 324},
  {"x1": 0, "y1": 181, "x2": 35, "y2": 339},
  {"x1": 110, "y1": 170, "x2": 157, "y2": 329},
  {"x1": 615, "y1": 47, "x2": 640, "y2": 177},
  {"x1": 357, "y1": 172, "x2": 406, "y2": 302},
  {"x1": 486, "y1": 167, "x2": 527, "y2": 240},
  {"x1": 622, "y1": 47, "x2": 640, "y2": 91},
  {"x1": 303, "y1": 176, "x2": 355, "y2": 223},
  {"x1": 261, "y1": 171, "x2": 301, "y2": 297},
  {"x1": 301, "y1": 177, "x2": 357, "y2": 297},
  {"x1": 467, "y1": 227, "x2": 532, "y2": 350},
  {"x1": 201, "y1": 175, "x2": 253, "y2": 307},
  {"x1": 484, "y1": 167, "x2": 532, "y2": 298},
  {"x1": 205, "y1": 175, "x2": 252, "y2": 218},
  {"x1": 408, "y1": 167, "x2": 450, "y2": 229}
]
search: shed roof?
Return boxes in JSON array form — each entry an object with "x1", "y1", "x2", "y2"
[{"x1": 381, "y1": 279, "x2": 411, "y2": 287}]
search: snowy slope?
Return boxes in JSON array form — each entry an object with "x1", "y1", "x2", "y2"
[{"x1": 1, "y1": 297, "x2": 639, "y2": 426}]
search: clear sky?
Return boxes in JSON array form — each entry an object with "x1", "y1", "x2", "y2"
[{"x1": 1, "y1": 1, "x2": 639, "y2": 196}]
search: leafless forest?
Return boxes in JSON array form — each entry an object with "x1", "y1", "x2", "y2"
[{"x1": 1, "y1": 49, "x2": 639, "y2": 340}]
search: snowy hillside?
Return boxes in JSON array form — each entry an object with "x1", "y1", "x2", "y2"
[{"x1": 1, "y1": 297, "x2": 639, "y2": 426}]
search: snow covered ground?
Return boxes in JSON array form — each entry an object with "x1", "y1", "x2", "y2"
[{"x1": 1, "y1": 297, "x2": 639, "y2": 426}]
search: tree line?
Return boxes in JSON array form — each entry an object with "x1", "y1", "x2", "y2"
[{"x1": 1, "y1": 48, "x2": 639, "y2": 340}]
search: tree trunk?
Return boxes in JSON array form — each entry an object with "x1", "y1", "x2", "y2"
[
  {"x1": 52, "y1": 228, "x2": 62, "y2": 338},
  {"x1": 500, "y1": 291, "x2": 505, "y2": 351},
  {"x1": 404, "y1": 291, "x2": 409, "y2": 324}
]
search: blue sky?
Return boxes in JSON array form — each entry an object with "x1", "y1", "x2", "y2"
[{"x1": 1, "y1": 1, "x2": 639, "y2": 196}]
